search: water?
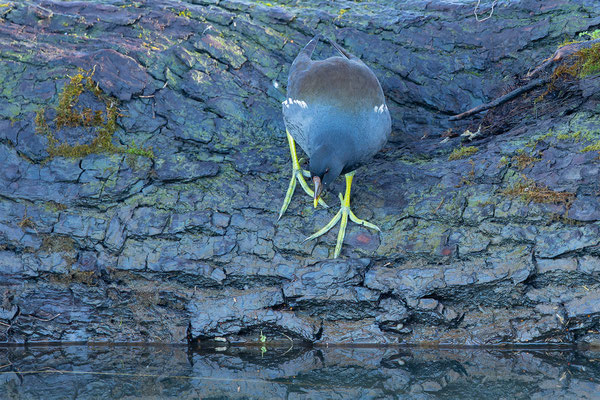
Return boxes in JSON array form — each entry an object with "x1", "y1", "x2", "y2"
[{"x1": 1, "y1": 344, "x2": 599, "y2": 399}]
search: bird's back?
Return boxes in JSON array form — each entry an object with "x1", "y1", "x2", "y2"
[
  {"x1": 283, "y1": 37, "x2": 390, "y2": 170},
  {"x1": 288, "y1": 56, "x2": 385, "y2": 113}
]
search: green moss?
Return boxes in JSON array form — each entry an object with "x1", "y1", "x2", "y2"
[
  {"x1": 35, "y1": 69, "x2": 153, "y2": 160},
  {"x1": 455, "y1": 159, "x2": 476, "y2": 187},
  {"x1": 335, "y1": 8, "x2": 349, "y2": 20},
  {"x1": 581, "y1": 142, "x2": 600, "y2": 153},
  {"x1": 540, "y1": 37, "x2": 600, "y2": 102},
  {"x1": 513, "y1": 152, "x2": 540, "y2": 170},
  {"x1": 44, "y1": 201, "x2": 68, "y2": 212},
  {"x1": 464, "y1": 70, "x2": 483, "y2": 77},
  {"x1": 448, "y1": 146, "x2": 478, "y2": 161},
  {"x1": 0, "y1": 2, "x2": 12, "y2": 18},
  {"x1": 501, "y1": 176, "x2": 574, "y2": 207},
  {"x1": 525, "y1": 129, "x2": 554, "y2": 148},
  {"x1": 552, "y1": 43, "x2": 600, "y2": 79},
  {"x1": 575, "y1": 43, "x2": 600, "y2": 77},
  {"x1": 35, "y1": 108, "x2": 51, "y2": 137},
  {"x1": 579, "y1": 29, "x2": 600, "y2": 40},
  {"x1": 119, "y1": 2, "x2": 142, "y2": 8},
  {"x1": 41, "y1": 234, "x2": 76, "y2": 253},
  {"x1": 526, "y1": 128, "x2": 600, "y2": 150},
  {"x1": 177, "y1": 9, "x2": 192, "y2": 18},
  {"x1": 125, "y1": 140, "x2": 154, "y2": 158},
  {"x1": 502, "y1": 149, "x2": 540, "y2": 170}
]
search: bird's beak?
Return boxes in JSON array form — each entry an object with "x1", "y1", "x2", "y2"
[{"x1": 313, "y1": 176, "x2": 322, "y2": 208}]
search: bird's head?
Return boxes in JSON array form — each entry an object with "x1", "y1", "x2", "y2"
[{"x1": 310, "y1": 145, "x2": 344, "y2": 208}]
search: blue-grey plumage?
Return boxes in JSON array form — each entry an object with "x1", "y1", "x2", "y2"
[{"x1": 282, "y1": 34, "x2": 391, "y2": 194}]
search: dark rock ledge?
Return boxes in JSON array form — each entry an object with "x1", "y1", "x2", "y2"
[{"x1": 1, "y1": 0, "x2": 600, "y2": 346}]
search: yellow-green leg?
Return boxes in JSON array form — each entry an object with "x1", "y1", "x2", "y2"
[
  {"x1": 278, "y1": 130, "x2": 327, "y2": 220},
  {"x1": 304, "y1": 171, "x2": 380, "y2": 258}
]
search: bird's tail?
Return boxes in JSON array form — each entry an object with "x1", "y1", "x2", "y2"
[
  {"x1": 328, "y1": 38, "x2": 358, "y2": 60},
  {"x1": 293, "y1": 34, "x2": 359, "y2": 66},
  {"x1": 298, "y1": 34, "x2": 321, "y2": 60}
]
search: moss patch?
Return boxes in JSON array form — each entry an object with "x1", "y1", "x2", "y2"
[
  {"x1": 501, "y1": 176, "x2": 575, "y2": 207},
  {"x1": 526, "y1": 128, "x2": 600, "y2": 150},
  {"x1": 35, "y1": 69, "x2": 154, "y2": 160},
  {"x1": 177, "y1": 9, "x2": 192, "y2": 18},
  {"x1": 50, "y1": 269, "x2": 97, "y2": 286},
  {"x1": 581, "y1": 142, "x2": 600, "y2": 153},
  {"x1": 448, "y1": 146, "x2": 478, "y2": 161},
  {"x1": 511, "y1": 150, "x2": 541, "y2": 170},
  {"x1": 547, "y1": 42, "x2": 600, "y2": 88},
  {"x1": 17, "y1": 209, "x2": 35, "y2": 230},
  {"x1": 40, "y1": 234, "x2": 76, "y2": 253},
  {"x1": 44, "y1": 201, "x2": 68, "y2": 212},
  {"x1": 556, "y1": 42, "x2": 600, "y2": 79},
  {"x1": 125, "y1": 140, "x2": 155, "y2": 158},
  {"x1": 579, "y1": 29, "x2": 600, "y2": 41},
  {"x1": 537, "y1": 39, "x2": 600, "y2": 103}
]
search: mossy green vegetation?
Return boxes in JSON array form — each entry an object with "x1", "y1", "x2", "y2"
[
  {"x1": 581, "y1": 142, "x2": 600, "y2": 153},
  {"x1": 40, "y1": 234, "x2": 76, "y2": 254},
  {"x1": 119, "y1": 2, "x2": 142, "y2": 8},
  {"x1": 525, "y1": 128, "x2": 600, "y2": 150},
  {"x1": 540, "y1": 34, "x2": 600, "y2": 102},
  {"x1": 501, "y1": 175, "x2": 574, "y2": 207},
  {"x1": 335, "y1": 8, "x2": 349, "y2": 21},
  {"x1": 579, "y1": 29, "x2": 600, "y2": 41},
  {"x1": 567, "y1": 43, "x2": 600, "y2": 78},
  {"x1": 177, "y1": 9, "x2": 192, "y2": 18},
  {"x1": 35, "y1": 69, "x2": 154, "y2": 160},
  {"x1": 558, "y1": 29, "x2": 600, "y2": 51},
  {"x1": 552, "y1": 41, "x2": 600, "y2": 80},
  {"x1": 502, "y1": 149, "x2": 540, "y2": 170},
  {"x1": 448, "y1": 146, "x2": 478, "y2": 161},
  {"x1": 125, "y1": 140, "x2": 155, "y2": 158},
  {"x1": 44, "y1": 201, "x2": 68, "y2": 212}
]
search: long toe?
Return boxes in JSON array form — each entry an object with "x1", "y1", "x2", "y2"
[
  {"x1": 278, "y1": 173, "x2": 298, "y2": 220},
  {"x1": 304, "y1": 209, "x2": 342, "y2": 242},
  {"x1": 348, "y1": 209, "x2": 381, "y2": 232},
  {"x1": 304, "y1": 196, "x2": 379, "y2": 258}
]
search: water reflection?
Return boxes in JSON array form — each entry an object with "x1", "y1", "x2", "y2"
[{"x1": 1, "y1": 344, "x2": 600, "y2": 399}]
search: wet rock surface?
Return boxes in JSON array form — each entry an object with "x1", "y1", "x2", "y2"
[
  {"x1": 2, "y1": 345, "x2": 600, "y2": 399},
  {"x1": 1, "y1": 0, "x2": 600, "y2": 345}
]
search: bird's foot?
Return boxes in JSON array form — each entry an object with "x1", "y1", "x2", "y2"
[
  {"x1": 304, "y1": 191, "x2": 380, "y2": 258},
  {"x1": 278, "y1": 133, "x2": 327, "y2": 220}
]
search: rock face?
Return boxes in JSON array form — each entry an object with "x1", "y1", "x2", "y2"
[{"x1": 1, "y1": 0, "x2": 600, "y2": 345}]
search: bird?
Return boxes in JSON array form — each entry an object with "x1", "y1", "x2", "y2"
[{"x1": 278, "y1": 34, "x2": 391, "y2": 258}]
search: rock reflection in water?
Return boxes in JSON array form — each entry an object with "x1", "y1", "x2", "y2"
[{"x1": 1, "y1": 345, "x2": 599, "y2": 399}]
